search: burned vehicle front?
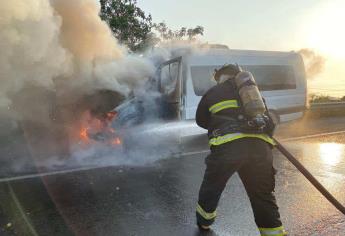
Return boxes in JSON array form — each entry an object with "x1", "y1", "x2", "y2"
[{"x1": 81, "y1": 55, "x2": 208, "y2": 157}]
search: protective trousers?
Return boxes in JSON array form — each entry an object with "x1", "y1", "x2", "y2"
[{"x1": 196, "y1": 138, "x2": 287, "y2": 235}]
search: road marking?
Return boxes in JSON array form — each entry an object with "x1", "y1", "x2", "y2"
[
  {"x1": 179, "y1": 150, "x2": 209, "y2": 157},
  {"x1": 0, "y1": 165, "x2": 110, "y2": 183},
  {"x1": 1, "y1": 130, "x2": 345, "y2": 183},
  {"x1": 280, "y1": 130, "x2": 345, "y2": 142},
  {"x1": 8, "y1": 183, "x2": 39, "y2": 236}
]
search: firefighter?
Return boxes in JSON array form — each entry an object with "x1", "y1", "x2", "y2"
[{"x1": 195, "y1": 64, "x2": 287, "y2": 235}]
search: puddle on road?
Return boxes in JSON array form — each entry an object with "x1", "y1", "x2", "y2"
[
  {"x1": 278, "y1": 140, "x2": 345, "y2": 194},
  {"x1": 285, "y1": 133, "x2": 345, "y2": 170},
  {"x1": 288, "y1": 141, "x2": 345, "y2": 171},
  {"x1": 319, "y1": 143, "x2": 344, "y2": 166},
  {"x1": 275, "y1": 140, "x2": 345, "y2": 230},
  {"x1": 283, "y1": 141, "x2": 345, "y2": 166},
  {"x1": 299, "y1": 133, "x2": 345, "y2": 144},
  {"x1": 301, "y1": 142, "x2": 344, "y2": 165}
]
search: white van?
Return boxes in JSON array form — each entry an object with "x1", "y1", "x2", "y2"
[
  {"x1": 115, "y1": 47, "x2": 307, "y2": 153},
  {"x1": 158, "y1": 48, "x2": 307, "y2": 124}
]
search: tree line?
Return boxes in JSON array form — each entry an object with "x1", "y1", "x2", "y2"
[{"x1": 99, "y1": 0, "x2": 204, "y2": 52}]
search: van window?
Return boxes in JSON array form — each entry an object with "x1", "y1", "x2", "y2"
[
  {"x1": 190, "y1": 66, "x2": 217, "y2": 96},
  {"x1": 159, "y1": 59, "x2": 181, "y2": 119},
  {"x1": 243, "y1": 65, "x2": 297, "y2": 91},
  {"x1": 190, "y1": 65, "x2": 297, "y2": 96},
  {"x1": 160, "y1": 61, "x2": 180, "y2": 96}
]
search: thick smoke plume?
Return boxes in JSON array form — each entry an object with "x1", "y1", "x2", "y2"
[
  {"x1": 0, "y1": 0, "x2": 70, "y2": 107},
  {"x1": 0, "y1": 1, "x2": 208, "y2": 170},
  {"x1": 298, "y1": 48, "x2": 326, "y2": 79},
  {"x1": 0, "y1": 0, "x2": 156, "y2": 167},
  {"x1": 0, "y1": 0, "x2": 154, "y2": 113}
]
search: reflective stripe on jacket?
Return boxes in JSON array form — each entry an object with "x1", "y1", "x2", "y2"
[
  {"x1": 259, "y1": 226, "x2": 287, "y2": 236},
  {"x1": 195, "y1": 80, "x2": 275, "y2": 147},
  {"x1": 209, "y1": 99, "x2": 239, "y2": 114},
  {"x1": 209, "y1": 132, "x2": 275, "y2": 146}
]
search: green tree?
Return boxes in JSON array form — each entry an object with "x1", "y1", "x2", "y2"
[
  {"x1": 153, "y1": 22, "x2": 204, "y2": 41},
  {"x1": 309, "y1": 94, "x2": 339, "y2": 103},
  {"x1": 100, "y1": 0, "x2": 153, "y2": 52}
]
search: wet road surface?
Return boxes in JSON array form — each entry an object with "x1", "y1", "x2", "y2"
[{"x1": 1, "y1": 118, "x2": 345, "y2": 235}]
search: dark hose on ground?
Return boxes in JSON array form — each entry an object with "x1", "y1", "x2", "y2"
[{"x1": 273, "y1": 137, "x2": 345, "y2": 216}]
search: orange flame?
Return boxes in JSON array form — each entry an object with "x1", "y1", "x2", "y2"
[
  {"x1": 77, "y1": 110, "x2": 121, "y2": 147},
  {"x1": 106, "y1": 111, "x2": 117, "y2": 121},
  {"x1": 112, "y1": 137, "x2": 122, "y2": 145},
  {"x1": 80, "y1": 127, "x2": 89, "y2": 141}
]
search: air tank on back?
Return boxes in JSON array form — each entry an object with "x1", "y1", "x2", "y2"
[{"x1": 234, "y1": 71, "x2": 266, "y2": 119}]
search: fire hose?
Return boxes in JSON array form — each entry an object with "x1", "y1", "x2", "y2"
[{"x1": 273, "y1": 137, "x2": 345, "y2": 215}]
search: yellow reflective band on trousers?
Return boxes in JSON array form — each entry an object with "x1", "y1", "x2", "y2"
[
  {"x1": 259, "y1": 226, "x2": 287, "y2": 236},
  {"x1": 209, "y1": 100, "x2": 239, "y2": 114},
  {"x1": 209, "y1": 133, "x2": 276, "y2": 146},
  {"x1": 196, "y1": 204, "x2": 217, "y2": 220}
]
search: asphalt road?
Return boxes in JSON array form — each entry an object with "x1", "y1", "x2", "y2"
[{"x1": 1, "y1": 118, "x2": 345, "y2": 235}]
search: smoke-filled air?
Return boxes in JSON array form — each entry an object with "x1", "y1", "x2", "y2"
[
  {"x1": 298, "y1": 48, "x2": 326, "y2": 80},
  {"x1": 0, "y1": 0, "x2": 161, "y2": 168},
  {"x1": 0, "y1": 0, "x2": 154, "y2": 111}
]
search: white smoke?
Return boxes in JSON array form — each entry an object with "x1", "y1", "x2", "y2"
[
  {"x1": 0, "y1": 1, "x2": 211, "y2": 171},
  {"x1": 0, "y1": 0, "x2": 155, "y2": 110},
  {"x1": 0, "y1": 0, "x2": 71, "y2": 107},
  {"x1": 298, "y1": 48, "x2": 326, "y2": 79},
  {"x1": 0, "y1": 0, "x2": 159, "y2": 171}
]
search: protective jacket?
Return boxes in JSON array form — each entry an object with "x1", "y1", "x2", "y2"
[
  {"x1": 195, "y1": 78, "x2": 286, "y2": 235},
  {"x1": 196, "y1": 79, "x2": 275, "y2": 146}
]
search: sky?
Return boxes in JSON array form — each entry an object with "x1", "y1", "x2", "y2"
[{"x1": 137, "y1": 0, "x2": 345, "y2": 97}]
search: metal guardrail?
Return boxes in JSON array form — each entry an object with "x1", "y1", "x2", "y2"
[
  {"x1": 308, "y1": 102, "x2": 345, "y2": 118},
  {"x1": 309, "y1": 102, "x2": 345, "y2": 110}
]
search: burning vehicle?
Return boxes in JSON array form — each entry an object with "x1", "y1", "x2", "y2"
[
  {"x1": 12, "y1": 46, "x2": 306, "y2": 162},
  {"x1": 0, "y1": 0, "x2": 307, "y2": 163},
  {"x1": 82, "y1": 46, "x2": 307, "y2": 156}
]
